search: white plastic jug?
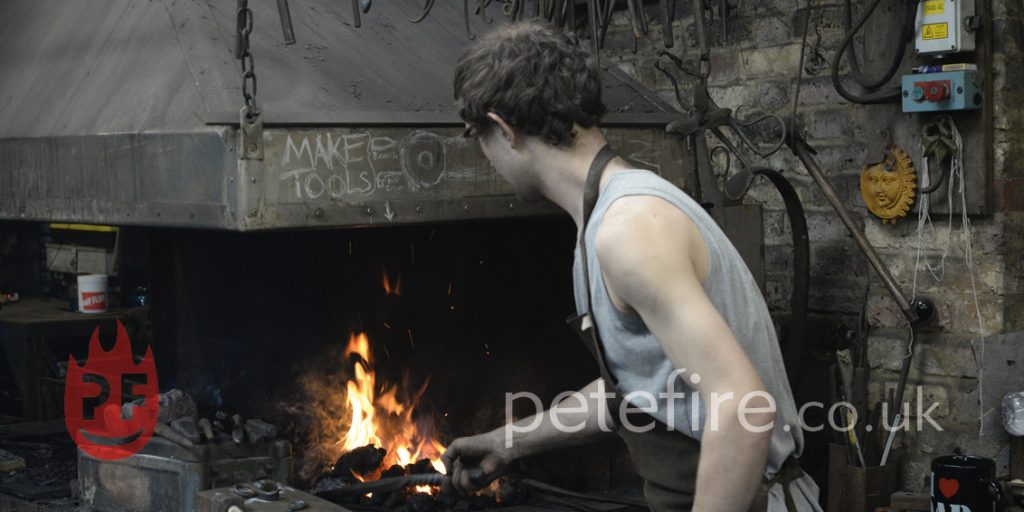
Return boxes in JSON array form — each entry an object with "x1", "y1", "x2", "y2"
[{"x1": 77, "y1": 274, "x2": 108, "y2": 314}]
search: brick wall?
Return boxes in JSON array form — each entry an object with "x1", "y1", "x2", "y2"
[{"x1": 601, "y1": 0, "x2": 1024, "y2": 492}]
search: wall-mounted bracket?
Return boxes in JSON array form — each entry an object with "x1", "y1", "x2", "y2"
[{"x1": 240, "y1": 106, "x2": 264, "y2": 160}]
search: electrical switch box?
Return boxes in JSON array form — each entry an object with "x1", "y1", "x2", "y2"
[
  {"x1": 915, "y1": 0, "x2": 976, "y2": 56},
  {"x1": 901, "y1": 70, "x2": 982, "y2": 112}
]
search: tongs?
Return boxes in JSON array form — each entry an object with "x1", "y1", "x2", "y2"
[{"x1": 318, "y1": 473, "x2": 446, "y2": 500}]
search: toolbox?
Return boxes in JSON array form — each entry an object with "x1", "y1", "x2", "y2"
[{"x1": 78, "y1": 436, "x2": 291, "y2": 512}]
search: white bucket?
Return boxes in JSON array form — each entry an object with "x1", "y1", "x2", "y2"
[{"x1": 78, "y1": 274, "x2": 108, "y2": 314}]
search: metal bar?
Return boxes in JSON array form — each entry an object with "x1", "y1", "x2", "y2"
[
  {"x1": 693, "y1": 131, "x2": 724, "y2": 225},
  {"x1": 719, "y1": 0, "x2": 728, "y2": 44},
  {"x1": 636, "y1": 0, "x2": 647, "y2": 35},
  {"x1": 789, "y1": 136, "x2": 916, "y2": 323},
  {"x1": 199, "y1": 111, "x2": 681, "y2": 126},
  {"x1": 659, "y1": 0, "x2": 673, "y2": 47},
  {"x1": 599, "y1": 0, "x2": 616, "y2": 48},
  {"x1": 692, "y1": 0, "x2": 710, "y2": 63},
  {"x1": 276, "y1": 0, "x2": 296, "y2": 44},
  {"x1": 981, "y1": 0, "x2": 995, "y2": 213},
  {"x1": 588, "y1": 0, "x2": 600, "y2": 54},
  {"x1": 553, "y1": 0, "x2": 567, "y2": 27}
]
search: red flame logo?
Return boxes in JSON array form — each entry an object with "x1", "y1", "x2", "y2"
[{"x1": 64, "y1": 321, "x2": 159, "y2": 460}]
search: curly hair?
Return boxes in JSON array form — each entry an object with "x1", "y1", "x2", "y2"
[{"x1": 453, "y1": 20, "x2": 606, "y2": 148}]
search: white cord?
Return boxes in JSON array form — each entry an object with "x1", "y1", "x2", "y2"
[
  {"x1": 952, "y1": 123, "x2": 985, "y2": 336},
  {"x1": 912, "y1": 142, "x2": 931, "y2": 303},
  {"x1": 911, "y1": 118, "x2": 984, "y2": 337},
  {"x1": 912, "y1": 150, "x2": 950, "y2": 300}
]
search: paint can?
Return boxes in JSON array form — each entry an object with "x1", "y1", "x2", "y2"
[{"x1": 77, "y1": 274, "x2": 108, "y2": 314}]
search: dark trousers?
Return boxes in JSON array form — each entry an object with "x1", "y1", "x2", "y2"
[
  {"x1": 617, "y1": 417, "x2": 792, "y2": 512},
  {"x1": 616, "y1": 416, "x2": 700, "y2": 511}
]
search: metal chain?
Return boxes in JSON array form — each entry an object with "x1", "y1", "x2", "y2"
[{"x1": 236, "y1": 0, "x2": 259, "y2": 118}]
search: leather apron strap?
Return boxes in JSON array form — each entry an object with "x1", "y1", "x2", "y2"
[
  {"x1": 762, "y1": 456, "x2": 804, "y2": 512},
  {"x1": 567, "y1": 144, "x2": 620, "y2": 390}
]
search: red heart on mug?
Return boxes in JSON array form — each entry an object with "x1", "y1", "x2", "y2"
[{"x1": 938, "y1": 478, "x2": 960, "y2": 499}]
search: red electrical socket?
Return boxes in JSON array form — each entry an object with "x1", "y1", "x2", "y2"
[{"x1": 914, "y1": 80, "x2": 952, "y2": 102}]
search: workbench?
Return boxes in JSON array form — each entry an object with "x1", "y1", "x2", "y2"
[{"x1": 0, "y1": 299, "x2": 126, "y2": 420}]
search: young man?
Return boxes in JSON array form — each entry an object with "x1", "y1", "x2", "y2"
[{"x1": 441, "y1": 20, "x2": 821, "y2": 512}]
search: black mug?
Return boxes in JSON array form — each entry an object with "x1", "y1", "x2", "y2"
[{"x1": 931, "y1": 455, "x2": 1004, "y2": 512}]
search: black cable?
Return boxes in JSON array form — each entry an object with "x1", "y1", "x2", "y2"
[
  {"x1": 843, "y1": 0, "x2": 915, "y2": 91},
  {"x1": 919, "y1": 158, "x2": 949, "y2": 194},
  {"x1": 752, "y1": 169, "x2": 809, "y2": 386},
  {"x1": 830, "y1": 0, "x2": 920, "y2": 104}
]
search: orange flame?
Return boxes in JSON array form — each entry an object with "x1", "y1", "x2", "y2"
[
  {"x1": 382, "y1": 270, "x2": 402, "y2": 296},
  {"x1": 294, "y1": 333, "x2": 445, "y2": 483}
]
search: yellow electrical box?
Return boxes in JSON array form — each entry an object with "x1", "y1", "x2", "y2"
[{"x1": 915, "y1": 0, "x2": 975, "y2": 55}]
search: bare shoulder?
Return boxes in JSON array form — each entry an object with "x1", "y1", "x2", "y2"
[
  {"x1": 594, "y1": 195, "x2": 707, "y2": 273},
  {"x1": 597, "y1": 194, "x2": 698, "y2": 238},
  {"x1": 593, "y1": 195, "x2": 710, "y2": 310}
]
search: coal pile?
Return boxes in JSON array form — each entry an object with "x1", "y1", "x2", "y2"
[
  {"x1": 0, "y1": 422, "x2": 80, "y2": 509},
  {"x1": 134, "y1": 389, "x2": 281, "y2": 449},
  {"x1": 313, "y1": 444, "x2": 529, "y2": 511}
]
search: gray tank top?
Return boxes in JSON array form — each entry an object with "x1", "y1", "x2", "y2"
[{"x1": 572, "y1": 169, "x2": 805, "y2": 476}]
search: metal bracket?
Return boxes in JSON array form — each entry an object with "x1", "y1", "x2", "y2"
[{"x1": 240, "y1": 106, "x2": 264, "y2": 160}]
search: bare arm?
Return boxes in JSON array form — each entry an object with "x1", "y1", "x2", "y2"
[
  {"x1": 596, "y1": 195, "x2": 774, "y2": 512},
  {"x1": 442, "y1": 378, "x2": 617, "y2": 493}
]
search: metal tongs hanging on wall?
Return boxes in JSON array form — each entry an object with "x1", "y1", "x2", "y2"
[
  {"x1": 656, "y1": 0, "x2": 808, "y2": 383},
  {"x1": 657, "y1": 0, "x2": 920, "y2": 402},
  {"x1": 659, "y1": 0, "x2": 936, "y2": 462},
  {"x1": 658, "y1": 0, "x2": 789, "y2": 220}
]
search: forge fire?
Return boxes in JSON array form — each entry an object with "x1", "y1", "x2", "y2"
[{"x1": 291, "y1": 332, "x2": 447, "y2": 485}]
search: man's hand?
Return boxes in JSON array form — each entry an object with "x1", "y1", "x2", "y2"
[
  {"x1": 440, "y1": 378, "x2": 617, "y2": 495},
  {"x1": 441, "y1": 431, "x2": 511, "y2": 495}
]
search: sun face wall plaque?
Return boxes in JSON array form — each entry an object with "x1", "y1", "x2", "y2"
[{"x1": 860, "y1": 144, "x2": 917, "y2": 224}]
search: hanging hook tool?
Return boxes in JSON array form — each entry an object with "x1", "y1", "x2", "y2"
[
  {"x1": 598, "y1": 0, "x2": 617, "y2": 48},
  {"x1": 351, "y1": 0, "x2": 361, "y2": 27},
  {"x1": 654, "y1": 51, "x2": 698, "y2": 110},
  {"x1": 718, "y1": 0, "x2": 729, "y2": 44},
  {"x1": 692, "y1": 0, "x2": 710, "y2": 75},
  {"x1": 728, "y1": 107, "x2": 788, "y2": 158},
  {"x1": 635, "y1": 0, "x2": 648, "y2": 35},
  {"x1": 477, "y1": 0, "x2": 494, "y2": 24},
  {"x1": 411, "y1": 0, "x2": 435, "y2": 23},
  {"x1": 276, "y1": 0, "x2": 296, "y2": 44},
  {"x1": 552, "y1": 0, "x2": 568, "y2": 28},
  {"x1": 658, "y1": 0, "x2": 675, "y2": 47},
  {"x1": 587, "y1": 0, "x2": 600, "y2": 55},
  {"x1": 464, "y1": 0, "x2": 476, "y2": 39},
  {"x1": 503, "y1": 0, "x2": 523, "y2": 20}
]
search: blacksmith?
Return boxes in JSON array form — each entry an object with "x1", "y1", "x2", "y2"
[{"x1": 441, "y1": 20, "x2": 821, "y2": 512}]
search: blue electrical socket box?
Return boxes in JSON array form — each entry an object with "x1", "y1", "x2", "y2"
[{"x1": 901, "y1": 70, "x2": 983, "y2": 113}]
